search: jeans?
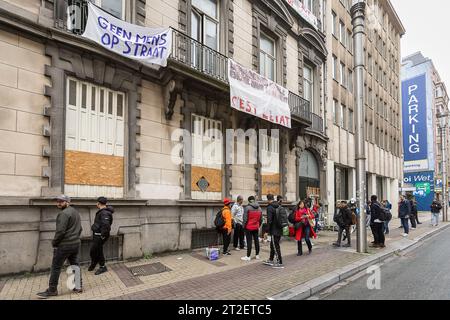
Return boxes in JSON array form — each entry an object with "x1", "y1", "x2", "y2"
[
  {"x1": 233, "y1": 223, "x2": 245, "y2": 249},
  {"x1": 371, "y1": 223, "x2": 385, "y2": 245},
  {"x1": 49, "y1": 244, "x2": 81, "y2": 291},
  {"x1": 337, "y1": 225, "x2": 351, "y2": 245},
  {"x1": 269, "y1": 235, "x2": 282, "y2": 264},
  {"x1": 222, "y1": 230, "x2": 231, "y2": 253},
  {"x1": 384, "y1": 220, "x2": 390, "y2": 234},
  {"x1": 431, "y1": 213, "x2": 440, "y2": 226},
  {"x1": 298, "y1": 226, "x2": 312, "y2": 254},
  {"x1": 90, "y1": 235, "x2": 107, "y2": 268},
  {"x1": 245, "y1": 230, "x2": 260, "y2": 257},
  {"x1": 401, "y1": 218, "x2": 410, "y2": 234}
]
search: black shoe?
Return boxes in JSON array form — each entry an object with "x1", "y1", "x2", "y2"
[
  {"x1": 36, "y1": 289, "x2": 58, "y2": 299},
  {"x1": 417, "y1": 222, "x2": 422, "y2": 225},
  {"x1": 223, "y1": 251, "x2": 231, "y2": 256},
  {"x1": 297, "y1": 252, "x2": 303, "y2": 256},
  {"x1": 95, "y1": 266, "x2": 108, "y2": 275},
  {"x1": 332, "y1": 243, "x2": 341, "y2": 247},
  {"x1": 88, "y1": 264, "x2": 96, "y2": 272},
  {"x1": 343, "y1": 244, "x2": 351, "y2": 248},
  {"x1": 72, "y1": 288, "x2": 83, "y2": 294},
  {"x1": 308, "y1": 249, "x2": 312, "y2": 255}
]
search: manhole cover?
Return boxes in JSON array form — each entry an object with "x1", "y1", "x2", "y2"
[{"x1": 128, "y1": 262, "x2": 172, "y2": 277}]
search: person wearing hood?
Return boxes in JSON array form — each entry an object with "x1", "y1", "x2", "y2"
[
  {"x1": 89, "y1": 197, "x2": 114, "y2": 275},
  {"x1": 241, "y1": 196, "x2": 263, "y2": 262},
  {"x1": 263, "y1": 194, "x2": 283, "y2": 268}
]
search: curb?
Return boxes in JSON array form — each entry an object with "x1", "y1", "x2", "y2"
[{"x1": 268, "y1": 223, "x2": 450, "y2": 300}]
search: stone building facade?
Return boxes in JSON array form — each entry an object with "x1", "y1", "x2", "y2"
[
  {"x1": 324, "y1": 0, "x2": 405, "y2": 220},
  {"x1": 0, "y1": 0, "x2": 327, "y2": 275}
]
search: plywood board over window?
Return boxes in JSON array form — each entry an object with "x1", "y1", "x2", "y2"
[{"x1": 65, "y1": 78, "x2": 126, "y2": 198}]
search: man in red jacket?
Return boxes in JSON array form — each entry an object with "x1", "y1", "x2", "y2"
[{"x1": 241, "y1": 196, "x2": 263, "y2": 262}]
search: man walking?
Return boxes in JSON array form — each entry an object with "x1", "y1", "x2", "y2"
[
  {"x1": 37, "y1": 195, "x2": 82, "y2": 298},
  {"x1": 241, "y1": 196, "x2": 263, "y2": 261},
  {"x1": 263, "y1": 194, "x2": 283, "y2": 267},
  {"x1": 89, "y1": 197, "x2": 114, "y2": 275},
  {"x1": 431, "y1": 197, "x2": 442, "y2": 227},
  {"x1": 370, "y1": 195, "x2": 386, "y2": 248},
  {"x1": 231, "y1": 196, "x2": 245, "y2": 251},
  {"x1": 398, "y1": 195, "x2": 411, "y2": 237},
  {"x1": 333, "y1": 201, "x2": 352, "y2": 248}
]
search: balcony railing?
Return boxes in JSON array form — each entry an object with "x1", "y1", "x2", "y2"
[
  {"x1": 57, "y1": 1, "x2": 321, "y2": 130},
  {"x1": 311, "y1": 113, "x2": 324, "y2": 135}
]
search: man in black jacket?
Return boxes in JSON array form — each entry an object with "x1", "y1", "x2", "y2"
[
  {"x1": 370, "y1": 195, "x2": 385, "y2": 248},
  {"x1": 37, "y1": 195, "x2": 83, "y2": 298},
  {"x1": 89, "y1": 197, "x2": 114, "y2": 275},
  {"x1": 263, "y1": 194, "x2": 283, "y2": 267},
  {"x1": 333, "y1": 201, "x2": 353, "y2": 248}
]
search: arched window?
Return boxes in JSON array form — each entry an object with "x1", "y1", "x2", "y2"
[{"x1": 299, "y1": 150, "x2": 320, "y2": 200}]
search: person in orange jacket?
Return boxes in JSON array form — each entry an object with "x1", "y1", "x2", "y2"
[{"x1": 222, "y1": 198, "x2": 233, "y2": 255}]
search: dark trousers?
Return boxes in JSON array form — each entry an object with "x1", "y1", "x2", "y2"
[
  {"x1": 415, "y1": 213, "x2": 421, "y2": 224},
  {"x1": 371, "y1": 223, "x2": 385, "y2": 245},
  {"x1": 401, "y1": 218, "x2": 410, "y2": 234},
  {"x1": 298, "y1": 226, "x2": 312, "y2": 254},
  {"x1": 269, "y1": 235, "x2": 282, "y2": 264},
  {"x1": 410, "y1": 214, "x2": 417, "y2": 228},
  {"x1": 233, "y1": 223, "x2": 245, "y2": 249},
  {"x1": 245, "y1": 230, "x2": 260, "y2": 257},
  {"x1": 222, "y1": 230, "x2": 231, "y2": 253},
  {"x1": 337, "y1": 225, "x2": 351, "y2": 245},
  {"x1": 49, "y1": 244, "x2": 81, "y2": 291},
  {"x1": 90, "y1": 235, "x2": 107, "y2": 268}
]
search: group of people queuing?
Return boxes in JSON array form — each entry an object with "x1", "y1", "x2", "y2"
[
  {"x1": 219, "y1": 195, "x2": 322, "y2": 269},
  {"x1": 36, "y1": 195, "x2": 114, "y2": 299}
]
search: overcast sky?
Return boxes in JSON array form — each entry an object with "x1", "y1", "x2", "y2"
[{"x1": 392, "y1": 0, "x2": 450, "y2": 86}]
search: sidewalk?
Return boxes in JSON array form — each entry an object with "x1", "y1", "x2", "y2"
[{"x1": 0, "y1": 213, "x2": 447, "y2": 300}]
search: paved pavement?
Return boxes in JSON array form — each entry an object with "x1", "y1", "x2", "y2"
[
  {"x1": 319, "y1": 224, "x2": 450, "y2": 300},
  {"x1": 0, "y1": 212, "x2": 445, "y2": 300}
]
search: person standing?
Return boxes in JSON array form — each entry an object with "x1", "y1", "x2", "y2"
[
  {"x1": 37, "y1": 195, "x2": 82, "y2": 298},
  {"x1": 89, "y1": 197, "x2": 114, "y2": 275},
  {"x1": 370, "y1": 195, "x2": 386, "y2": 248},
  {"x1": 333, "y1": 201, "x2": 353, "y2": 248},
  {"x1": 264, "y1": 194, "x2": 283, "y2": 267},
  {"x1": 431, "y1": 197, "x2": 442, "y2": 227},
  {"x1": 411, "y1": 199, "x2": 422, "y2": 225},
  {"x1": 221, "y1": 198, "x2": 233, "y2": 255},
  {"x1": 294, "y1": 200, "x2": 317, "y2": 256},
  {"x1": 241, "y1": 196, "x2": 263, "y2": 262},
  {"x1": 398, "y1": 195, "x2": 411, "y2": 237},
  {"x1": 382, "y1": 200, "x2": 391, "y2": 235},
  {"x1": 231, "y1": 196, "x2": 245, "y2": 251}
]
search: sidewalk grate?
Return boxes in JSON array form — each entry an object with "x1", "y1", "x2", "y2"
[{"x1": 128, "y1": 262, "x2": 172, "y2": 277}]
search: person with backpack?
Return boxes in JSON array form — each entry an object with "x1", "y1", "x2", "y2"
[
  {"x1": 89, "y1": 197, "x2": 114, "y2": 275},
  {"x1": 241, "y1": 196, "x2": 263, "y2": 261},
  {"x1": 333, "y1": 200, "x2": 353, "y2": 248},
  {"x1": 370, "y1": 195, "x2": 386, "y2": 248},
  {"x1": 220, "y1": 198, "x2": 233, "y2": 255},
  {"x1": 431, "y1": 197, "x2": 443, "y2": 227},
  {"x1": 231, "y1": 195, "x2": 245, "y2": 251},
  {"x1": 294, "y1": 200, "x2": 316, "y2": 256},
  {"x1": 411, "y1": 199, "x2": 421, "y2": 225},
  {"x1": 263, "y1": 194, "x2": 286, "y2": 268},
  {"x1": 398, "y1": 195, "x2": 411, "y2": 237},
  {"x1": 381, "y1": 200, "x2": 392, "y2": 235}
]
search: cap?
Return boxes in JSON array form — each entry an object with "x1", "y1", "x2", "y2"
[
  {"x1": 97, "y1": 197, "x2": 108, "y2": 205},
  {"x1": 223, "y1": 198, "x2": 232, "y2": 206},
  {"x1": 56, "y1": 195, "x2": 71, "y2": 202}
]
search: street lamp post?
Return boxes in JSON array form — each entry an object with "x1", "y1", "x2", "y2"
[
  {"x1": 437, "y1": 112, "x2": 449, "y2": 222},
  {"x1": 351, "y1": 1, "x2": 368, "y2": 253}
]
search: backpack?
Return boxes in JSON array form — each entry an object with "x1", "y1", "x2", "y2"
[
  {"x1": 275, "y1": 206, "x2": 289, "y2": 228},
  {"x1": 288, "y1": 210, "x2": 296, "y2": 224},
  {"x1": 333, "y1": 209, "x2": 344, "y2": 226},
  {"x1": 214, "y1": 209, "x2": 225, "y2": 231},
  {"x1": 384, "y1": 208, "x2": 392, "y2": 222}
]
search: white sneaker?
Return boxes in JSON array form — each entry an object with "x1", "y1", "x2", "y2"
[
  {"x1": 234, "y1": 247, "x2": 241, "y2": 251},
  {"x1": 255, "y1": 255, "x2": 260, "y2": 260},
  {"x1": 241, "y1": 256, "x2": 251, "y2": 262},
  {"x1": 402, "y1": 233, "x2": 409, "y2": 237},
  {"x1": 411, "y1": 227, "x2": 416, "y2": 230}
]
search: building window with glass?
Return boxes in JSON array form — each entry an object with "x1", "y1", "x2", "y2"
[
  {"x1": 191, "y1": 0, "x2": 219, "y2": 50},
  {"x1": 259, "y1": 33, "x2": 276, "y2": 81},
  {"x1": 333, "y1": 55, "x2": 338, "y2": 80},
  {"x1": 93, "y1": 0, "x2": 126, "y2": 19},
  {"x1": 333, "y1": 99, "x2": 338, "y2": 125},
  {"x1": 332, "y1": 11, "x2": 337, "y2": 37},
  {"x1": 304, "y1": 64, "x2": 314, "y2": 112}
]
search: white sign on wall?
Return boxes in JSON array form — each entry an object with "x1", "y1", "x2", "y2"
[
  {"x1": 82, "y1": 2, "x2": 172, "y2": 67},
  {"x1": 228, "y1": 59, "x2": 291, "y2": 129}
]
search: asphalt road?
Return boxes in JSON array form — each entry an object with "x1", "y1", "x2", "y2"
[{"x1": 320, "y1": 227, "x2": 450, "y2": 300}]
